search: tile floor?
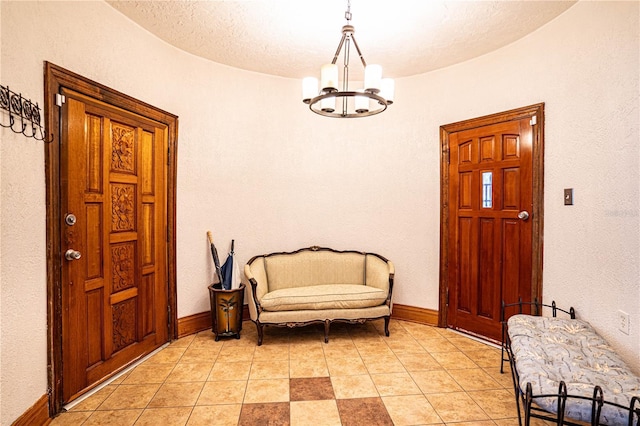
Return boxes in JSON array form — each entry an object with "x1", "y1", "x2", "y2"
[{"x1": 50, "y1": 319, "x2": 551, "y2": 425}]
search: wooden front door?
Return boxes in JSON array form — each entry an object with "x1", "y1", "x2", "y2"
[
  {"x1": 60, "y1": 88, "x2": 170, "y2": 403},
  {"x1": 440, "y1": 104, "x2": 544, "y2": 342}
]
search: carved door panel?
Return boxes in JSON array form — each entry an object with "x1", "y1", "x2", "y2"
[
  {"x1": 61, "y1": 89, "x2": 168, "y2": 402},
  {"x1": 447, "y1": 118, "x2": 534, "y2": 341}
]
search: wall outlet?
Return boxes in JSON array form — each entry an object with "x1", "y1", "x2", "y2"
[{"x1": 617, "y1": 310, "x2": 630, "y2": 335}]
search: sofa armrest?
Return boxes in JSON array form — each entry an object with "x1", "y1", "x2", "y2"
[
  {"x1": 248, "y1": 278, "x2": 263, "y2": 314},
  {"x1": 244, "y1": 262, "x2": 267, "y2": 321},
  {"x1": 365, "y1": 256, "x2": 394, "y2": 290},
  {"x1": 386, "y1": 260, "x2": 395, "y2": 306}
]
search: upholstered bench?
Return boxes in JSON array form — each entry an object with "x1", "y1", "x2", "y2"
[
  {"x1": 244, "y1": 246, "x2": 394, "y2": 345},
  {"x1": 502, "y1": 301, "x2": 640, "y2": 425}
]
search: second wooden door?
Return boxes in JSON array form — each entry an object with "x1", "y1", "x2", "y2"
[{"x1": 442, "y1": 105, "x2": 543, "y2": 342}]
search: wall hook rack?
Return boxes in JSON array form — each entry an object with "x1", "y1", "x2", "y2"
[{"x1": 0, "y1": 84, "x2": 54, "y2": 143}]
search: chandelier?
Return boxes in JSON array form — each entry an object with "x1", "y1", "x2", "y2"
[{"x1": 302, "y1": 0, "x2": 394, "y2": 118}]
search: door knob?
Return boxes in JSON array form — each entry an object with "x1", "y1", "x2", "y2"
[
  {"x1": 65, "y1": 249, "x2": 82, "y2": 261},
  {"x1": 517, "y1": 210, "x2": 530, "y2": 221}
]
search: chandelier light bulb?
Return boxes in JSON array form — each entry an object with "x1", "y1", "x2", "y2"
[
  {"x1": 380, "y1": 78, "x2": 395, "y2": 105},
  {"x1": 321, "y1": 64, "x2": 339, "y2": 92},
  {"x1": 302, "y1": 77, "x2": 319, "y2": 103},
  {"x1": 355, "y1": 92, "x2": 369, "y2": 113},
  {"x1": 321, "y1": 96, "x2": 336, "y2": 113},
  {"x1": 364, "y1": 64, "x2": 382, "y2": 93}
]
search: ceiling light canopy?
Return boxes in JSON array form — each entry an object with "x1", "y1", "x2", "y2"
[{"x1": 302, "y1": 0, "x2": 394, "y2": 118}]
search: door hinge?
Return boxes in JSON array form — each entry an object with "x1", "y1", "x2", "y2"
[
  {"x1": 529, "y1": 115, "x2": 537, "y2": 126},
  {"x1": 167, "y1": 304, "x2": 172, "y2": 335},
  {"x1": 55, "y1": 93, "x2": 66, "y2": 107},
  {"x1": 446, "y1": 288, "x2": 449, "y2": 306},
  {"x1": 167, "y1": 146, "x2": 170, "y2": 166}
]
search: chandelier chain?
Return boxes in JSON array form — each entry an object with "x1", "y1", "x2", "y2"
[{"x1": 345, "y1": 0, "x2": 352, "y2": 22}]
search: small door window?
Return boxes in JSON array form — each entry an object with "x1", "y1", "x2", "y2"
[{"x1": 482, "y1": 171, "x2": 493, "y2": 208}]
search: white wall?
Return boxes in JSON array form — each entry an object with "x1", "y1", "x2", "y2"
[
  {"x1": 0, "y1": 0, "x2": 637, "y2": 423},
  {"x1": 398, "y1": 1, "x2": 639, "y2": 371}
]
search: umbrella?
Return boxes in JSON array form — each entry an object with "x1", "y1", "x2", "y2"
[
  {"x1": 220, "y1": 240, "x2": 241, "y2": 290},
  {"x1": 206, "y1": 231, "x2": 224, "y2": 287}
]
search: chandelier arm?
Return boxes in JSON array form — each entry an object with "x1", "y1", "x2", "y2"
[
  {"x1": 349, "y1": 34, "x2": 367, "y2": 67},
  {"x1": 331, "y1": 33, "x2": 348, "y2": 65}
]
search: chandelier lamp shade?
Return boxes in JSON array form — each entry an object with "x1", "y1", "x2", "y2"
[{"x1": 302, "y1": 1, "x2": 394, "y2": 118}]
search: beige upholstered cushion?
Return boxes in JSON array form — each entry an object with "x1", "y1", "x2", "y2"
[
  {"x1": 258, "y1": 305, "x2": 391, "y2": 324},
  {"x1": 264, "y1": 251, "x2": 365, "y2": 291},
  {"x1": 260, "y1": 284, "x2": 387, "y2": 311}
]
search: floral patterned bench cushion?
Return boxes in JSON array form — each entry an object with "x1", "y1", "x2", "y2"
[{"x1": 507, "y1": 314, "x2": 640, "y2": 424}]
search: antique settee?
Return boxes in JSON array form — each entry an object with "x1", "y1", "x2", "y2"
[{"x1": 243, "y1": 246, "x2": 394, "y2": 345}]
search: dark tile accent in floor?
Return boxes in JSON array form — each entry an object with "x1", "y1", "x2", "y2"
[
  {"x1": 290, "y1": 377, "x2": 335, "y2": 401},
  {"x1": 336, "y1": 397, "x2": 394, "y2": 426},
  {"x1": 238, "y1": 402, "x2": 290, "y2": 426}
]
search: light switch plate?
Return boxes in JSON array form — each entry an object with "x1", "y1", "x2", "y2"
[{"x1": 564, "y1": 188, "x2": 573, "y2": 205}]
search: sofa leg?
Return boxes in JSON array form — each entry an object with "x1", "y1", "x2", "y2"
[
  {"x1": 384, "y1": 316, "x2": 390, "y2": 337},
  {"x1": 255, "y1": 321, "x2": 264, "y2": 346},
  {"x1": 324, "y1": 319, "x2": 330, "y2": 343}
]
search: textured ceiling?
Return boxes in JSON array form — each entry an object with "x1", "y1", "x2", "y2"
[{"x1": 106, "y1": 0, "x2": 576, "y2": 79}]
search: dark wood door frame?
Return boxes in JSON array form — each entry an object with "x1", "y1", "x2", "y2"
[
  {"x1": 44, "y1": 62, "x2": 179, "y2": 415},
  {"x1": 438, "y1": 103, "x2": 545, "y2": 328}
]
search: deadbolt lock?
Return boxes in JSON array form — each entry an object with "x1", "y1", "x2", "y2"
[{"x1": 65, "y1": 214, "x2": 77, "y2": 226}]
